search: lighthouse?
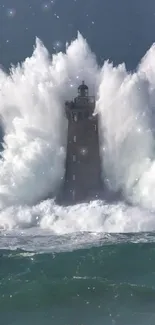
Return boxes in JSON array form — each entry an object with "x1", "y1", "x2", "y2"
[{"x1": 58, "y1": 81, "x2": 102, "y2": 204}]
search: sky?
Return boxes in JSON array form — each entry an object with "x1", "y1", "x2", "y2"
[{"x1": 1, "y1": 0, "x2": 155, "y2": 69}]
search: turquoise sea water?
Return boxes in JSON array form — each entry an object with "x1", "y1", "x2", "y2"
[{"x1": 1, "y1": 232, "x2": 155, "y2": 324}]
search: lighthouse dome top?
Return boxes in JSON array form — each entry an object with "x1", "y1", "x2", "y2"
[
  {"x1": 78, "y1": 81, "x2": 88, "y2": 90},
  {"x1": 78, "y1": 81, "x2": 89, "y2": 97}
]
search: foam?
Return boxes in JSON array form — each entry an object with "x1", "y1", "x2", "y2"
[
  {"x1": 1, "y1": 34, "x2": 155, "y2": 232},
  {"x1": 0, "y1": 33, "x2": 98, "y2": 209},
  {"x1": 97, "y1": 54, "x2": 155, "y2": 210}
]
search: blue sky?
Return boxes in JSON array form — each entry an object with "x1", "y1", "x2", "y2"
[{"x1": 1, "y1": 0, "x2": 155, "y2": 69}]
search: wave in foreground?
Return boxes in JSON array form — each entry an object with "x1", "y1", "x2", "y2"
[{"x1": 0, "y1": 242, "x2": 155, "y2": 325}]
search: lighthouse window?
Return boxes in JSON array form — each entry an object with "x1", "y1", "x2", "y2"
[
  {"x1": 73, "y1": 174, "x2": 76, "y2": 181},
  {"x1": 73, "y1": 155, "x2": 76, "y2": 162},
  {"x1": 73, "y1": 136, "x2": 76, "y2": 143},
  {"x1": 72, "y1": 113, "x2": 77, "y2": 122},
  {"x1": 72, "y1": 190, "x2": 75, "y2": 199},
  {"x1": 94, "y1": 124, "x2": 97, "y2": 131},
  {"x1": 78, "y1": 112, "x2": 83, "y2": 120},
  {"x1": 84, "y1": 98, "x2": 88, "y2": 104}
]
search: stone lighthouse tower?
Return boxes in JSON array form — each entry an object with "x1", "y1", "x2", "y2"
[{"x1": 59, "y1": 81, "x2": 102, "y2": 204}]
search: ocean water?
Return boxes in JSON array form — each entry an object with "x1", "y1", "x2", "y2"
[
  {"x1": 1, "y1": 0, "x2": 155, "y2": 324},
  {"x1": 1, "y1": 232, "x2": 155, "y2": 325}
]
